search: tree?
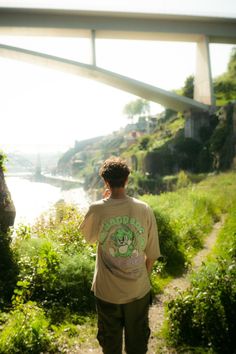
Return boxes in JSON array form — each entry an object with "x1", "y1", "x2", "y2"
[
  {"x1": 182, "y1": 75, "x2": 194, "y2": 99},
  {"x1": 123, "y1": 99, "x2": 150, "y2": 122},
  {"x1": 227, "y1": 47, "x2": 236, "y2": 79},
  {"x1": 214, "y1": 47, "x2": 236, "y2": 103}
]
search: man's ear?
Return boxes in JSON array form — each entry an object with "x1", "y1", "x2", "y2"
[{"x1": 104, "y1": 180, "x2": 111, "y2": 189}]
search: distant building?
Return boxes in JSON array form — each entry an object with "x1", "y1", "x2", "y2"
[{"x1": 124, "y1": 115, "x2": 158, "y2": 135}]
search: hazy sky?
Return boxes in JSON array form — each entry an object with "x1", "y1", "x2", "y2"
[
  {"x1": 0, "y1": 0, "x2": 235, "y2": 153},
  {"x1": 2, "y1": 0, "x2": 236, "y2": 17}
]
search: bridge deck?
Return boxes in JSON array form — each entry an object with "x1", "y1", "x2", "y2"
[{"x1": 0, "y1": 6, "x2": 236, "y2": 43}]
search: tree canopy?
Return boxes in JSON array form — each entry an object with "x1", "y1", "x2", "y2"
[
  {"x1": 214, "y1": 47, "x2": 236, "y2": 104},
  {"x1": 123, "y1": 99, "x2": 150, "y2": 120}
]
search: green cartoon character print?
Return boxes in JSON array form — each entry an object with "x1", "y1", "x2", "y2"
[
  {"x1": 99, "y1": 216, "x2": 146, "y2": 261},
  {"x1": 109, "y1": 226, "x2": 137, "y2": 257}
]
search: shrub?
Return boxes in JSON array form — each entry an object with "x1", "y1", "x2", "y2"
[
  {"x1": 0, "y1": 231, "x2": 18, "y2": 307},
  {"x1": 167, "y1": 201, "x2": 236, "y2": 353},
  {"x1": 152, "y1": 209, "x2": 187, "y2": 276},
  {"x1": 0, "y1": 151, "x2": 7, "y2": 171},
  {"x1": 13, "y1": 238, "x2": 62, "y2": 305},
  {"x1": 145, "y1": 148, "x2": 174, "y2": 176},
  {"x1": 176, "y1": 170, "x2": 191, "y2": 189},
  {"x1": 196, "y1": 147, "x2": 213, "y2": 172},
  {"x1": 0, "y1": 302, "x2": 56, "y2": 353},
  {"x1": 139, "y1": 136, "x2": 151, "y2": 150},
  {"x1": 167, "y1": 259, "x2": 236, "y2": 353},
  {"x1": 52, "y1": 253, "x2": 95, "y2": 312},
  {"x1": 11, "y1": 202, "x2": 96, "y2": 315},
  {"x1": 14, "y1": 238, "x2": 95, "y2": 313},
  {"x1": 137, "y1": 174, "x2": 163, "y2": 195},
  {"x1": 32, "y1": 202, "x2": 85, "y2": 252},
  {"x1": 174, "y1": 137, "x2": 202, "y2": 171}
]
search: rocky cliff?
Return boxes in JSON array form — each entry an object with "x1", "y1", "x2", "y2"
[{"x1": 0, "y1": 168, "x2": 16, "y2": 232}]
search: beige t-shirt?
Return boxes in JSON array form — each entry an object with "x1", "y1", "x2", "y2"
[{"x1": 79, "y1": 196, "x2": 160, "y2": 304}]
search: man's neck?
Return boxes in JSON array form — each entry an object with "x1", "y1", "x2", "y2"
[{"x1": 110, "y1": 187, "x2": 126, "y2": 199}]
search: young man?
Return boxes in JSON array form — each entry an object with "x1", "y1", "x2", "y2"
[{"x1": 79, "y1": 157, "x2": 160, "y2": 354}]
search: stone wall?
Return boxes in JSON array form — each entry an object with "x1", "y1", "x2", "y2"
[{"x1": 184, "y1": 109, "x2": 211, "y2": 141}]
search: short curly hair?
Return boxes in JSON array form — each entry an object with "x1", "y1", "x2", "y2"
[{"x1": 99, "y1": 157, "x2": 130, "y2": 188}]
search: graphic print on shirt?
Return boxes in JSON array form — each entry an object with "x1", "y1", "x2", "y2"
[
  {"x1": 110, "y1": 226, "x2": 136, "y2": 257},
  {"x1": 99, "y1": 216, "x2": 146, "y2": 279}
]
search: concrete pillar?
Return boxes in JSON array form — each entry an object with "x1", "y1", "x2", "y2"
[
  {"x1": 194, "y1": 36, "x2": 215, "y2": 106},
  {"x1": 90, "y1": 29, "x2": 96, "y2": 66},
  {"x1": 184, "y1": 109, "x2": 210, "y2": 141}
]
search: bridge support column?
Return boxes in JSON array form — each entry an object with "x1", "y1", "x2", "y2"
[
  {"x1": 90, "y1": 29, "x2": 96, "y2": 66},
  {"x1": 184, "y1": 109, "x2": 211, "y2": 141},
  {"x1": 194, "y1": 36, "x2": 215, "y2": 105}
]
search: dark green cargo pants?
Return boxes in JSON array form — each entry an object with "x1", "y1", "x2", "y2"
[{"x1": 95, "y1": 291, "x2": 151, "y2": 354}]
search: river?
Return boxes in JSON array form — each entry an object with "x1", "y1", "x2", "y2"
[{"x1": 5, "y1": 176, "x2": 90, "y2": 226}]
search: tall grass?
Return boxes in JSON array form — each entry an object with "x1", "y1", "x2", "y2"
[
  {"x1": 0, "y1": 302, "x2": 57, "y2": 353},
  {"x1": 165, "y1": 174, "x2": 236, "y2": 353},
  {"x1": 142, "y1": 172, "x2": 236, "y2": 268},
  {"x1": 0, "y1": 172, "x2": 235, "y2": 352}
]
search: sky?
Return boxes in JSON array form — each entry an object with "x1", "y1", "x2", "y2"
[
  {"x1": 0, "y1": 0, "x2": 235, "y2": 153},
  {"x1": 1, "y1": 0, "x2": 236, "y2": 18}
]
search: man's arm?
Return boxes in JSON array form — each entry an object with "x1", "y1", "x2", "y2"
[
  {"x1": 146, "y1": 258, "x2": 156, "y2": 275},
  {"x1": 79, "y1": 205, "x2": 99, "y2": 243},
  {"x1": 145, "y1": 206, "x2": 160, "y2": 275}
]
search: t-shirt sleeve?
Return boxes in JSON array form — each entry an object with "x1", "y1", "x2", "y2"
[
  {"x1": 79, "y1": 205, "x2": 100, "y2": 243},
  {"x1": 145, "y1": 206, "x2": 161, "y2": 260}
]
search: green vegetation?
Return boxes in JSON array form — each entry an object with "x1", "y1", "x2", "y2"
[
  {"x1": 123, "y1": 98, "x2": 150, "y2": 121},
  {"x1": 214, "y1": 47, "x2": 236, "y2": 105},
  {"x1": 56, "y1": 47, "x2": 235, "y2": 198},
  {"x1": 126, "y1": 99, "x2": 234, "y2": 194},
  {"x1": 0, "y1": 231, "x2": 18, "y2": 307},
  {"x1": 13, "y1": 203, "x2": 95, "y2": 313},
  {"x1": 143, "y1": 172, "x2": 235, "y2": 277},
  {"x1": 0, "y1": 302, "x2": 57, "y2": 353},
  {"x1": 176, "y1": 48, "x2": 236, "y2": 105},
  {"x1": 176, "y1": 75, "x2": 194, "y2": 98},
  {"x1": 0, "y1": 169, "x2": 235, "y2": 352},
  {"x1": 165, "y1": 173, "x2": 236, "y2": 353},
  {"x1": 0, "y1": 151, "x2": 7, "y2": 171},
  {"x1": 0, "y1": 203, "x2": 96, "y2": 353},
  {"x1": 168, "y1": 257, "x2": 236, "y2": 353}
]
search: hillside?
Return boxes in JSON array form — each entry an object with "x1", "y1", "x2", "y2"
[
  {"x1": 57, "y1": 48, "x2": 236, "y2": 195},
  {"x1": 57, "y1": 101, "x2": 235, "y2": 196}
]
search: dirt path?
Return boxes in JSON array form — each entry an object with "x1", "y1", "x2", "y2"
[
  {"x1": 72, "y1": 218, "x2": 224, "y2": 354},
  {"x1": 148, "y1": 218, "x2": 224, "y2": 353}
]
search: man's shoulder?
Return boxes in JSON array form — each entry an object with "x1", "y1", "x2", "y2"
[
  {"x1": 88, "y1": 199, "x2": 106, "y2": 211},
  {"x1": 128, "y1": 196, "x2": 149, "y2": 209}
]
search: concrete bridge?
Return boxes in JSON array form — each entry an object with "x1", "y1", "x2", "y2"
[{"x1": 0, "y1": 5, "x2": 236, "y2": 138}]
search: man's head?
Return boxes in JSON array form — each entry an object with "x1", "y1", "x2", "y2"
[{"x1": 99, "y1": 157, "x2": 130, "y2": 188}]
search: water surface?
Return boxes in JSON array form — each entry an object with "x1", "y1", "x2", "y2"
[{"x1": 6, "y1": 176, "x2": 90, "y2": 226}]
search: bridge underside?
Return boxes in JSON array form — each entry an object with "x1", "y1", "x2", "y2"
[
  {"x1": 0, "y1": 7, "x2": 235, "y2": 110},
  {"x1": 0, "y1": 44, "x2": 209, "y2": 113},
  {"x1": 0, "y1": 8, "x2": 235, "y2": 44}
]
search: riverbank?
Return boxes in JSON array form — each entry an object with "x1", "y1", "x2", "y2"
[
  {"x1": 5, "y1": 175, "x2": 90, "y2": 226},
  {"x1": 0, "y1": 171, "x2": 235, "y2": 353}
]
